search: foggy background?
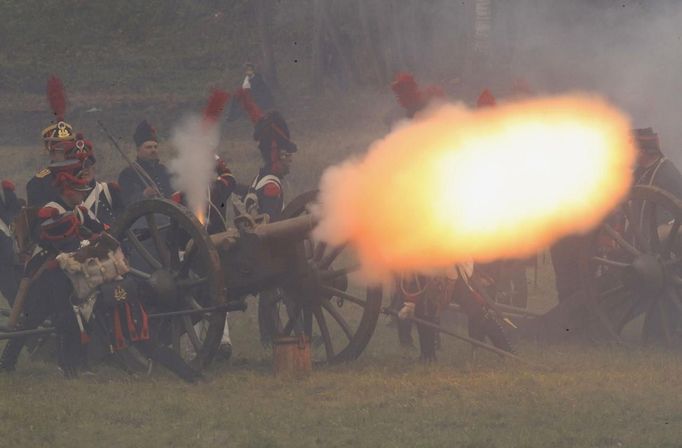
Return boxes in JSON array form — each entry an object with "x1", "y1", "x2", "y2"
[{"x1": 1, "y1": 0, "x2": 681, "y2": 163}]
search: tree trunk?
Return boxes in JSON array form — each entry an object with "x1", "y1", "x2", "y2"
[
  {"x1": 473, "y1": 0, "x2": 493, "y2": 75},
  {"x1": 311, "y1": 0, "x2": 325, "y2": 90},
  {"x1": 319, "y1": 0, "x2": 357, "y2": 88},
  {"x1": 357, "y1": 0, "x2": 388, "y2": 85},
  {"x1": 255, "y1": 0, "x2": 278, "y2": 89}
]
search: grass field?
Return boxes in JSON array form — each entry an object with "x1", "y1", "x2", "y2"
[
  {"x1": 2, "y1": 259, "x2": 682, "y2": 447},
  {"x1": 2, "y1": 95, "x2": 682, "y2": 447}
]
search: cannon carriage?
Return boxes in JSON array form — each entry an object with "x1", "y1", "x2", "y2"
[
  {"x1": 108, "y1": 191, "x2": 382, "y2": 369},
  {"x1": 513, "y1": 185, "x2": 682, "y2": 346}
]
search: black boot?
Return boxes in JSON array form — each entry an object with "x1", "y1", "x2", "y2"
[{"x1": 0, "y1": 337, "x2": 26, "y2": 372}]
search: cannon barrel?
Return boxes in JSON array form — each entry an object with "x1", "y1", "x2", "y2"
[
  {"x1": 254, "y1": 214, "x2": 319, "y2": 241},
  {"x1": 209, "y1": 213, "x2": 319, "y2": 252}
]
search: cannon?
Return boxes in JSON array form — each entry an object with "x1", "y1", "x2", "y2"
[
  {"x1": 514, "y1": 185, "x2": 682, "y2": 346},
  {"x1": 109, "y1": 191, "x2": 382, "y2": 368}
]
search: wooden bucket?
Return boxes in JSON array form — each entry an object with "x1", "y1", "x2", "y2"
[{"x1": 272, "y1": 335, "x2": 311, "y2": 377}]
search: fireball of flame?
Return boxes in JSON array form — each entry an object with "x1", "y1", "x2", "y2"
[{"x1": 313, "y1": 94, "x2": 636, "y2": 280}]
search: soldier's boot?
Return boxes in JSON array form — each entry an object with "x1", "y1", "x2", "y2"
[{"x1": 0, "y1": 337, "x2": 26, "y2": 372}]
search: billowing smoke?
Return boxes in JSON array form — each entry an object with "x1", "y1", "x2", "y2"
[
  {"x1": 426, "y1": 0, "x2": 682, "y2": 165},
  {"x1": 169, "y1": 115, "x2": 219, "y2": 224},
  {"x1": 313, "y1": 94, "x2": 635, "y2": 281}
]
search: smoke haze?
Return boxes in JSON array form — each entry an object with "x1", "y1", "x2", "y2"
[
  {"x1": 169, "y1": 115, "x2": 219, "y2": 223},
  {"x1": 426, "y1": 0, "x2": 682, "y2": 165}
]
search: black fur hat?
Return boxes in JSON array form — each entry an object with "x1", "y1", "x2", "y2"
[
  {"x1": 133, "y1": 120, "x2": 158, "y2": 148},
  {"x1": 634, "y1": 127, "x2": 661, "y2": 154},
  {"x1": 253, "y1": 111, "x2": 297, "y2": 163}
]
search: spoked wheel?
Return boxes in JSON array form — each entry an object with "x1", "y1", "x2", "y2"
[
  {"x1": 111, "y1": 199, "x2": 226, "y2": 368},
  {"x1": 261, "y1": 190, "x2": 383, "y2": 364},
  {"x1": 587, "y1": 185, "x2": 682, "y2": 346}
]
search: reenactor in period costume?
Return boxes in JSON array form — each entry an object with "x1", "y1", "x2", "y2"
[
  {"x1": 0, "y1": 159, "x2": 98, "y2": 374},
  {"x1": 26, "y1": 76, "x2": 77, "y2": 207},
  {"x1": 389, "y1": 73, "x2": 445, "y2": 351},
  {"x1": 118, "y1": 120, "x2": 173, "y2": 205},
  {"x1": 550, "y1": 127, "x2": 682, "y2": 307},
  {"x1": 0, "y1": 179, "x2": 22, "y2": 304},
  {"x1": 60, "y1": 133, "x2": 125, "y2": 227},
  {"x1": 388, "y1": 77, "x2": 514, "y2": 359},
  {"x1": 2, "y1": 159, "x2": 202, "y2": 381},
  {"x1": 632, "y1": 127, "x2": 682, "y2": 198},
  {"x1": 233, "y1": 87, "x2": 297, "y2": 344},
  {"x1": 226, "y1": 62, "x2": 275, "y2": 122},
  {"x1": 172, "y1": 155, "x2": 237, "y2": 235},
  {"x1": 234, "y1": 88, "x2": 297, "y2": 223}
]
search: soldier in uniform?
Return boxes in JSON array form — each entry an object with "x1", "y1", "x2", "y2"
[
  {"x1": 26, "y1": 76, "x2": 77, "y2": 207},
  {"x1": 61, "y1": 133, "x2": 125, "y2": 227},
  {"x1": 233, "y1": 88, "x2": 297, "y2": 223},
  {"x1": 632, "y1": 127, "x2": 682, "y2": 197},
  {"x1": 0, "y1": 179, "x2": 22, "y2": 305},
  {"x1": 0, "y1": 159, "x2": 97, "y2": 375},
  {"x1": 550, "y1": 127, "x2": 682, "y2": 305},
  {"x1": 389, "y1": 73, "x2": 445, "y2": 348},
  {"x1": 171, "y1": 155, "x2": 237, "y2": 235},
  {"x1": 233, "y1": 88, "x2": 297, "y2": 344},
  {"x1": 118, "y1": 120, "x2": 173, "y2": 205},
  {"x1": 170, "y1": 155, "x2": 237, "y2": 358},
  {"x1": 226, "y1": 62, "x2": 275, "y2": 122},
  {"x1": 2, "y1": 160, "x2": 202, "y2": 381}
]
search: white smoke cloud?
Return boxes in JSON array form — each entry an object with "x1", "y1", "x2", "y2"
[{"x1": 169, "y1": 115, "x2": 218, "y2": 222}]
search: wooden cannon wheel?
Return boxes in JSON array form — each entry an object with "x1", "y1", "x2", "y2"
[
  {"x1": 264, "y1": 190, "x2": 383, "y2": 364},
  {"x1": 584, "y1": 185, "x2": 682, "y2": 346},
  {"x1": 111, "y1": 199, "x2": 226, "y2": 369}
]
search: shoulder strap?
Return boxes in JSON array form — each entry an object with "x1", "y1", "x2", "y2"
[
  {"x1": 0, "y1": 217, "x2": 9, "y2": 237},
  {"x1": 648, "y1": 157, "x2": 668, "y2": 186},
  {"x1": 83, "y1": 183, "x2": 102, "y2": 212},
  {"x1": 254, "y1": 175, "x2": 282, "y2": 192},
  {"x1": 44, "y1": 201, "x2": 67, "y2": 215},
  {"x1": 101, "y1": 183, "x2": 113, "y2": 208}
]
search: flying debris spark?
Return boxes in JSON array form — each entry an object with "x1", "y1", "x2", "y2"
[{"x1": 313, "y1": 94, "x2": 636, "y2": 280}]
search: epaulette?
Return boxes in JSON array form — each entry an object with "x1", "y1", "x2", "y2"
[
  {"x1": 263, "y1": 182, "x2": 281, "y2": 198},
  {"x1": 36, "y1": 168, "x2": 51, "y2": 179},
  {"x1": 1, "y1": 180, "x2": 15, "y2": 191},
  {"x1": 217, "y1": 172, "x2": 236, "y2": 187},
  {"x1": 171, "y1": 191, "x2": 183, "y2": 204}
]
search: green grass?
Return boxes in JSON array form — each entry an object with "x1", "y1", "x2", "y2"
[{"x1": 3, "y1": 322, "x2": 682, "y2": 447}]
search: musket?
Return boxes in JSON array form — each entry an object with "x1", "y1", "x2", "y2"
[{"x1": 96, "y1": 120, "x2": 162, "y2": 197}]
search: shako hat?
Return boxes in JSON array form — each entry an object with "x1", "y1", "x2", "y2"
[{"x1": 41, "y1": 75, "x2": 75, "y2": 150}]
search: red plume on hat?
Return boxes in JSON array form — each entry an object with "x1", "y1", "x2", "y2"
[
  {"x1": 233, "y1": 88, "x2": 264, "y2": 125},
  {"x1": 477, "y1": 89, "x2": 496, "y2": 108},
  {"x1": 391, "y1": 72, "x2": 422, "y2": 113},
  {"x1": 391, "y1": 72, "x2": 445, "y2": 118},
  {"x1": 47, "y1": 75, "x2": 67, "y2": 121},
  {"x1": 203, "y1": 89, "x2": 231, "y2": 125}
]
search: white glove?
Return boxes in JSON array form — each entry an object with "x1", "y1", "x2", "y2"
[{"x1": 398, "y1": 302, "x2": 416, "y2": 320}]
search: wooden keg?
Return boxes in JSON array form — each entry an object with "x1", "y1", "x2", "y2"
[{"x1": 272, "y1": 335, "x2": 311, "y2": 377}]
